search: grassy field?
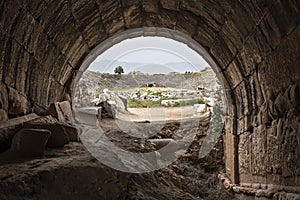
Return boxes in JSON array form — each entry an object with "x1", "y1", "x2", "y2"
[{"x1": 128, "y1": 97, "x2": 205, "y2": 108}]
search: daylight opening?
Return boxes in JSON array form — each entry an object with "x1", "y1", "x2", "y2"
[{"x1": 73, "y1": 36, "x2": 224, "y2": 124}]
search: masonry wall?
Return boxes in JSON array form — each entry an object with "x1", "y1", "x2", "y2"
[{"x1": 0, "y1": 0, "x2": 299, "y2": 198}]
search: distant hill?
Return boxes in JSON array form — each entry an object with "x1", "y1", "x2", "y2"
[{"x1": 88, "y1": 60, "x2": 207, "y2": 74}]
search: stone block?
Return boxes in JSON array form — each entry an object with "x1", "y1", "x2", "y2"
[
  {"x1": 237, "y1": 44, "x2": 259, "y2": 78},
  {"x1": 251, "y1": 71, "x2": 264, "y2": 107},
  {"x1": 74, "y1": 107, "x2": 99, "y2": 126},
  {"x1": 238, "y1": 132, "x2": 251, "y2": 177},
  {"x1": 100, "y1": 0, "x2": 122, "y2": 22},
  {"x1": 233, "y1": 81, "x2": 250, "y2": 117},
  {"x1": 224, "y1": 131, "x2": 239, "y2": 184},
  {"x1": 210, "y1": 35, "x2": 236, "y2": 69},
  {"x1": 274, "y1": 93, "x2": 290, "y2": 117},
  {"x1": 0, "y1": 109, "x2": 8, "y2": 121},
  {"x1": 259, "y1": 12, "x2": 281, "y2": 50},
  {"x1": 281, "y1": 125, "x2": 299, "y2": 183},
  {"x1": 8, "y1": 87, "x2": 31, "y2": 117},
  {"x1": 273, "y1": 192, "x2": 300, "y2": 200},
  {"x1": 157, "y1": 12, "x2": 177, "y2": 28},
  {"x1": 160, "y1": 0, "x2": 179, "y2": 11},
  {"x1": 266, "y1": 125, "x2": 282, "y2": 186},
  {"x1": 142, "y1": 0, "x2": 159, "y2": 13},
  {"x1": 48, "y1": 101, "x2": 75, "y2": 124},
  {"x1": 62, "y1": 124, "x2": 80, "y2": 142},
  {"x1": 251, "y1": 125, "x2": 267, "y2": 177},
  {"x1": 0, "y1": 113, "x2": 39, "y2": 153},
  {"x1": 237, "y1": 112, "x2": 256, "y2": 133},
  {"x1": 224, "y1": 61, "x2": 243, "y2": 89},
  {"x1": 193, "y1": 22, "x2": 217, "y2": 48},
  {"x1": 120, "y1": 0, "x2": 141, "y2": 7},
  {"x1": 175, "y1": 13, "x2": 198, "y2": 37},
  {"x1": 289, "y1": 83, "x2": 300, "y2": 110},
  {"x1": 23, "y1": 116, "x2": 69, "y2": 148},
  {"x1": 123, "y1": 5, "x2": 142, "y2": 29},
  {"x1": 0, "y1": 82, "x2": 8, "y2": 112},
  {"x1": 10, "y1": 128, "x2": 51, "y2": 157},
  {"x1": 269, "y1": 0, "x2": 298, "y2": 37}
]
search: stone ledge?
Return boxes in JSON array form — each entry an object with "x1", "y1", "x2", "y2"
[{"x1": 218, "y1": 173, "x2": 300, "y2": 199}]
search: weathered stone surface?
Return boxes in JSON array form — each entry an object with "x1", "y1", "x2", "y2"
[
  {"x1": 0, "y1": 113, "x2": 39, "y2": 153},
  {"x1": 142, "y1": 0, "x2": 159, "y2": 13},
  {"x1": 0, "y1": 83, "x2": 8, "y2": 112},
  {"x1": 10, "y1": 128, "x2": 51, "y2": 157},
  {"x1": 175, "y1": 12, "x2": 198, "y2": 37},
  {"x1": 123, "y1": 6, "x2": 142, "y2": 29},
  {"x1": 0, "y1": 109, "x2": 8, "y2": 121},
  {"x1": 238, "y1": 132, "x2": 251, "y2": 183},
  {"x1": 62, "y1": 124, "x2": 80, "y2": 142},
  {"x1": 95, "y1": 91, "x2": 127, "y2": 119},
  {"x1": 251, "y1": 125, "x2": 267, "y2": 177},
  {"x1": 266, "y1": 123, "x2": 282, "y2": 186},
  {"x1": 23, "y1": 116, "x2": 69, "y2": 148},
  {"x1": 48, "y1": 101, "x2": 75, "y2": 124},
  {"x1": 8, "y1": 87, "x2": 31, "y2": 117},
  {"x1": 0, "y1": 0, "x2": 299, "y2": 195},
  {"x1": 224, "y1": 131, "x2": 239, "y2": 184},
  {"x1": 280, "y1": 118, "x2": 300, "y2": 186},
  {"x1": 160, "y1": 0, "x2": 179, "y2": 11},
  {"x1": 224, "y1": 61, "x2": 243, "y2": 88},
  {"x1": 210, "y1": 35, "x2": 236, "y2": 68},
  {"x1": 273, "y1": 192, "x2": 300, "y2": 200}
]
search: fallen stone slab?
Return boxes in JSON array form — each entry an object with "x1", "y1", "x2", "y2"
[
  {"x1": 74, "y1": 107, "x2": 99, "y2": 126},
  {"x1": 48, "y1": 101, "x2": 75, "y2": 124},
  {"x1": 23, "y1": 116, "x2": 69, "y2": 148},
  {"x1": 10, "y1": 129, "x2": 51, "y2": 157},
  {"x1": 62, "y1": 124, "x2": 80, "y2": 142},
  {"x1": 0, "y1": 114, "x2": 39, "y2": 153},
  {"x1": 0, "y1": 113, "x2": 39, "y2": 129}
]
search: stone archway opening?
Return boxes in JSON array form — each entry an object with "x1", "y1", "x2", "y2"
[
  {"x1": 73, "y1": 27, "x2": 228, "y2": 123},
  {"x1": 72, "y1": 28, "x2": 228, "y2": 124},
  {"x1": 70, "y1": 27, "x2": 234, "y2": 199}
]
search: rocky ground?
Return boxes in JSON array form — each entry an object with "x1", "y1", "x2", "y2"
[{"x1": 0, "y1": 114, "x2": 235, "y2": 200}]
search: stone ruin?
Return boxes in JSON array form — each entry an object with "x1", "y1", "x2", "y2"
[{"x1": 0, "y1": 1, "x2": 299, "y2": 199}]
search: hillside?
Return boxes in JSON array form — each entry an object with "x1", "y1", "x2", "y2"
[{"x1": 73, "y1": 68, "x2": 221, "y2": 107}]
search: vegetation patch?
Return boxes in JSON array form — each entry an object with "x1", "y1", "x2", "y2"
[{"x1": 128, "y1": 97, "x2": 205, "y2": 108}]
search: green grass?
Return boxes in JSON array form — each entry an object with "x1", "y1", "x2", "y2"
[
  {"x1": 128, "y1": 97, "x2": 205, "y2": 108},
  {"x1": 128, "y1": 99, "x2": 162, "y2": 108}
]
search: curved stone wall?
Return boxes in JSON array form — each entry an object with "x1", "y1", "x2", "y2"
[{"x1": 0, "y1": 0, "x2": 299, "y2": 197}]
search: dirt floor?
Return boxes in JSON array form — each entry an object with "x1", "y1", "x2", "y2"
[
  {"x1": 0, "y1": 113, "x2": 235, "y2": 200},
  {"x1": 118, "y1": 106, "x2": 197, "y2": 122}
]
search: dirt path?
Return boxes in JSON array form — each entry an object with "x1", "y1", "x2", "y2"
[{"x1": 118, "y1": 106, "x2": 198, "y2": 122}]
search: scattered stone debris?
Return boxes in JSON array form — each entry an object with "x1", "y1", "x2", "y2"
[
  {"x1": 48, "y1": 101, "x2": 75, "y2": 124},
  {"x1": 23, "y1": 116, "x2": 69, "y2": 148},
  {"x1": 93, "y1": 89, "x2": 128, "y2": 119},
  {"x1": 10, "y1": 129, "x2": 51, "y2": 157},
  {"x1": 0, "y1": 116, "x2": 235, "y2": 200},
  {"x1": 0, "y1": 113, "x2": 40, "y2": 153},
  {"x1": 0, "y1": 101, "x2": 80, "y2": 155}
]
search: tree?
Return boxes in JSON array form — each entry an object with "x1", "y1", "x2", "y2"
[{"x1": 114, "y1": 66, "x2": 124, "y2": 75}]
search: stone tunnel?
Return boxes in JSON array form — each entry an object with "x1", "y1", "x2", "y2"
[{"x1": 0, "y1": 0, "x2": 299, "y2": 199}]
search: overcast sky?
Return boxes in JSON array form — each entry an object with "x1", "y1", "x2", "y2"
[{"x1": 88, "y1": 36, "x2": 210, "y2": 74}]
